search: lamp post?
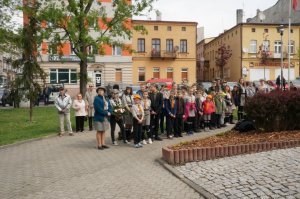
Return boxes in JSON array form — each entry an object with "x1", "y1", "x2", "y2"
[{"x1": 277, "y1": 25, "x2": 284, "y2": 90}]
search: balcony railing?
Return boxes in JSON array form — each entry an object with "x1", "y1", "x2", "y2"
[{"x1": 151, "y1": 50, "x2": 177, "y2": 59}]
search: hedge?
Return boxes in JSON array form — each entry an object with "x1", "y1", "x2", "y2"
[{"x1": 244, "y1": 90, "x2": 300, "y2": 132}]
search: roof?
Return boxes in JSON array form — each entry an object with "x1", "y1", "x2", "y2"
[{"x1": 132, "y1": 20, "x2": 198, "y2": 26}]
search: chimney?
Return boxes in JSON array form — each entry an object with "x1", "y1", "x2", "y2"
[
  {"x1": 236, "y1": 9, "x2": 243, "y2": 24},
  {"x1": 256, "y1": 9, "x2": 260, "y2": 16},
  {"x1": 156, "y1": 10, "x2": 162, "y2": 21}
]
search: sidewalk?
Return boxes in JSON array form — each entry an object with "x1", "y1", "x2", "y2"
[{"x1": 0, "y1": 126, "x2": 231, "y2": 199}]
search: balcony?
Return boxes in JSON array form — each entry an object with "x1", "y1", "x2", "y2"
[{"x1": 151, "y1": 50, "x2": 177, "y2": 60}]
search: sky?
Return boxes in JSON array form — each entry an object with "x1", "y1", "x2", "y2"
[{"x1": 134, "y1": 0, "x2": 278, "y2": 38}]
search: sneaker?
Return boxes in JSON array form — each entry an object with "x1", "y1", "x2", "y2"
[
  {"x1": 142, "y1": 140, "x2": 147, "y2": 145},
  {"x1": 134, "y1": 144, "x2": 139, "y2": 148},
  {"x1": 138, "y1": 143, "x2": 143, "y2": 147},
  {"x1": 113, "y1": 141, "x2": 118, "y2": 146},
  {"x1": 148, "y1": 138, "x2": 153, "y2": 144}
]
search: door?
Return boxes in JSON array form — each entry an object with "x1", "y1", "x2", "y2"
[{"x1": 95, "y1": 72, "x2": 102, "y2": 87}]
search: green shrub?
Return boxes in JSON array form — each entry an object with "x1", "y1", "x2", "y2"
[{"x1": 244, "y1": 90, "x2": 300, "y2": 132}]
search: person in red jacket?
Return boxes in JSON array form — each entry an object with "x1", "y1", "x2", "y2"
[{"x1": 202, "y1": 95, "x2": 215, "y2": 131}]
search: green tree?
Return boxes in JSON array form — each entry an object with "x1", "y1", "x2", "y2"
[
  {"x1": 39, "y1": 0, "x2": 153, "y2": 95},
  {"x1": 215, "y1": 44, "x2": 232, "y2": 79},
  {"x1": 12, "y1": 1, "x2": 47, "y2": 122}
]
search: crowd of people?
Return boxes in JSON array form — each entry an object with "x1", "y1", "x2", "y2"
[{"x1": 54, "y1": 77, "x2": 277, "y2": 150}]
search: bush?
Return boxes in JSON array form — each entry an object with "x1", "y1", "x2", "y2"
[{"x1": 244, "y1": 90, "x2": 300, "y2": 132}]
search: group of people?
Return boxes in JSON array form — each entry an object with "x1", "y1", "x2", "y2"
[{"x1": 54, "y1": 77, "x2": 265, "y2": 150}]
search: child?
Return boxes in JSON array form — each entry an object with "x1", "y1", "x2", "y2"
[
  {"x1": 174, "y1": 90, "x2": 185, "y2": 137},
  {"x1": 209, "y1": 91, "x2": 216, "y2": 129},
  {"x1": 132, "y1": 94, "x2": 144, "y2": 148},
  {"x1": 141, "y1": 90, "x2": 152, "y2": 144},
  {"x1": 224, "y1": 85, "x2": 234, "y2": 124},
  {"x1": 164, "y1": 91, "x2": 177, "y2": 139},
  {"x1": 195, "y1": 90, "x2": 204, "y2": 132},
  {"x1": 215, "y1": 91, "x2": 227, "y2": 128},
  {"x1": 184, "y1": 88, "x2": 197, "y2": 135},
  {"x1": 72, "y1": 93, "x2": 86, "y2": 133},
  {"x1": 202, "y1": 95, "x2": 215, "y2": 131}
]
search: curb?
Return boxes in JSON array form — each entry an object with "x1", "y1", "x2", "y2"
[
  {"x1": 162, "y1": 140, "x2": 300, "y2": 165},
  {"x1": 156, "y1": 158, "x2": 217, "y2": 199},
  {"x1": 0, "y1": 134, "x2": 58, "y2": 150}
]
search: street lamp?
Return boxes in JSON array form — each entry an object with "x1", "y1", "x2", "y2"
[{"x1": 277, "y1": 25, "x2": 284, "y2": 90}]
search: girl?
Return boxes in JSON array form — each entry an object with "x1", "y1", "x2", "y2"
[
  {"x1": 224, "y1": 85, "x2": 234, "y2": 124},
  {"x1": 195, "y1": 90, "x2": 204, "y2": 131},
  {"x1": 202, "y1": 95, "x2": 215, "y2": 131},
  {"x1": 110, "y1": 89, "x2": 127, "y2": 145},
  {"x1": 164, "y1": 91, "x2": 177, "y2": 139},
  {"x1": 141, "y1": 90, "x2": 152, "y2": 144},
  {"x1": 238, "y1": 78, "x2": 247, "y2": 121},
  {"x1": 174, "y1": 90, "x2": 185, "y2": 137},
  {"x1": 132, "y1": 94, "x2": 144, "y2": 148},
  {"x1": 184, "y1": 88, "x2": 197, "y2": 135},
  {"x1": 122, "y1": 87, "x2": 134, "y2": 142},
  {"x1": 94, "y1": 87, "x2": 112, "y2": 150},
  {"x1": 72, "y1": 93, "x2": 87, "y2": 133}
]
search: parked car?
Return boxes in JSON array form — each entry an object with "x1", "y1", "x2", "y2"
[{"x1": 48, "y1": 84, "x2": 64, "y2": 103}]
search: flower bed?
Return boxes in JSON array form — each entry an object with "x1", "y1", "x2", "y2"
[{"x1": 162, "y1": 131, "x2": 300, "y2": 165}]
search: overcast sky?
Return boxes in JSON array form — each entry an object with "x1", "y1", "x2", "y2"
[{"x1": 134, "y1": 0, "x2": 278, "y2": 38}]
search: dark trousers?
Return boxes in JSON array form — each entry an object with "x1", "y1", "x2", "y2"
[
  {"x1": 210, "y1": 112, "x2": 216, "y2": 128},
  {"x1": 174, "y1": 115, "x2": 183, "y2": 136},
  {"x1": 238, "y1": 106, "x2": 244, "y2": 121},
  {"x1": 88, "y1": 117, "x2": 93, "y2": 130},
  {"x1": 151, "y1": 114, "x2": 160, "y2": 139},
  {"x1": 166, "y1": 116, "x2": 175, "y2": 137},
  {"x1": 187, "y1": 117, "x2": 196, "y2": 133},
  {"x1": 160, "y1": 113, "x2": 165, "y2": 133},
  {"x1": 215, "y1": 114, "x2": 221, "y2": 128},
  {"x1": 142, "y1": 125, "x2": 151, "y2": 140},
  {"x1": 44, "y1": 95, "x2": 49, "y2": 105},
  {"x1": 133, "y1": 118, "x2": 142, "y2": 145},
  {"x1": 75, "y1": 116, "x2": 85, "y2": 132},
  {"x1": 196, "y1": 114, "x2": 203, "y2": 130},
  {"x1": 110, "y1": 115, "x2": 126, "y2": 143}
]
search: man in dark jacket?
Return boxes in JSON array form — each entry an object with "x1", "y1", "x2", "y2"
[
  {"x1": 174, "y1": 90, "x2": 185, "y2": 137},
  {"x1": 149, "y1": 84, "x2": 163, "y2": 141}
]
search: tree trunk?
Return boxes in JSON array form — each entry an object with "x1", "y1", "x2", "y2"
[
  {"x1": 80, "y1": 60, "x2": 88, "y2": 96},
  {"x1": 29, "y1": 99, "x2": 33, "y2": 123}
]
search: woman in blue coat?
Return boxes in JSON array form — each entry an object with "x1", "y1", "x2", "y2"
[{"x1": 94, "y1": 86, "x2": 112, "y2": 150}]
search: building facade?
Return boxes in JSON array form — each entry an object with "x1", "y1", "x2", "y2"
[
  {"x1": 132, "y1": 20, "x2": 197, "y2": 85},
  {"x1": 196, "y1": 37, "x2": 214, "y2": 81},
  {"x1": 0, "y1": 54, "x2": 20, "y2": 87},
  {"x1": 32, "y1": 0, "x2": 133, "y2": 96},
  {"x1": 202, "y1": 23, "x2": 300, "y2": 82}
]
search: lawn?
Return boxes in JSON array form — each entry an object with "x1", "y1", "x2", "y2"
[{"x1": 0, "y1": 106, "x2": 78, "y2": 146}]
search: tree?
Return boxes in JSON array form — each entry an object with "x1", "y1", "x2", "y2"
[
  {"x1": 215, "y1": 44, "x2": 232, "y2": 79},
  {"x1": 38, "y1": 0, "x2": 153, "y2": 95},
  {"x1": 12, "y1": 1, "x2": 47, "y2": 122}
]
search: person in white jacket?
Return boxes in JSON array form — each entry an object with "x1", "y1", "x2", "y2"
[
  {"x1": 73, "y1": 93, "x2": 87, "y2": 133},
  {"x1": 54, "y1": 87, "x2": 73, "y2": 136}
]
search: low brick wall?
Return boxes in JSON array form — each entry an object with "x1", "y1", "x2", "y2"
[{"x1": 162, "y1": 140, "x2": 300, "y2": 165}]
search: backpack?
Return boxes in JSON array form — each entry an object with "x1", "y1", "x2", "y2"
[{"x1": 233, "y1": 119, "x2": 255, "y2": 132}]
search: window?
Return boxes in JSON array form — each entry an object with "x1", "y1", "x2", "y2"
[
  {"x1": 167, "y1": 26, "x2": 172, "y2": 31},
  {"x1": 181, "y1": 68, "x2": 188, "y2": 81},
  {"x1": 262, "y1": 40, "x2": 270, "y2": 51},
  {"x1": 264, "y1": 29, "x2": 268, "y2": 33},
  {"x1": 180, "y1": 39, "x2": 187, "y2": 53},
  {"x1": 153, "y1": 67, "x2": 160, "y2": 78},
  {"x1": 251, "y1": 28, "x2": 256, "y2": 32},
  {"x1": 166, "y1": 39, "x2": 173, "y2": 52},
  {"x1": 138, "y1": 67, "x2": 145, "y2": 82},
  {"x1": 70, "y1": 43, "x2": 75, "y2": 55},
  {"x1": 92, "y1": 45, "x2": 98, "y2": 55},
  {"x1": 182, "y1": 27, "x2": 186, "y2": 31},
  {"x1": 249, "y1": 40, "x2": 257, "y2": 53},
  {"x1": 137, "y1": 38, "x2": 145, "y2": 52},
  {"x1": 87, "y1": 46, "x2": 93, "y2": 55},
  {"x1": 152, "y1": 39, "x2": 160, "y2": 52},
  {"x1": 50, "y1": 69, "x2": 77, "y2": 84},
  {"x1": 274, "y1": 40, "x2": 282, "y2": 53},
  {"x1": 167, "y1": 68, "x2": 173, "y2": 79},
  {"x1": 154, "y1": 26, "x2": 158, "y2": 31},
  {"x1": 291, "y1": 29, "x2": 294, "y2": 33},
  {"x1": 112, "y1": 45, "x2": 122, "y2": 56},
  {"x1": 115, "y1": 69, "x2": 122, "y2": 82},
  {"x1": 289, "y1": 40, "x2": 295, "y2": 54}
]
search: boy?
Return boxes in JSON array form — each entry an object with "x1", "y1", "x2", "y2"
[{"x1": 174, "y1": 90, "x2": 185, "y2": 137}]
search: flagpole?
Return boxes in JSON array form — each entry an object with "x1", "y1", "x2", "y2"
[{"x1": 288, "y1": 0, "x2": 292, "y2": 89}]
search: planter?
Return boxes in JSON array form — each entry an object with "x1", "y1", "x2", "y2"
[{"x1": 162, "y1": 140, "x2": 300, "y2": 165}]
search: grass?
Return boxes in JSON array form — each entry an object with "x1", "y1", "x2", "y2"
[{"x1": 0, "y1": 106, "x2": 78, "y2": 146}]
